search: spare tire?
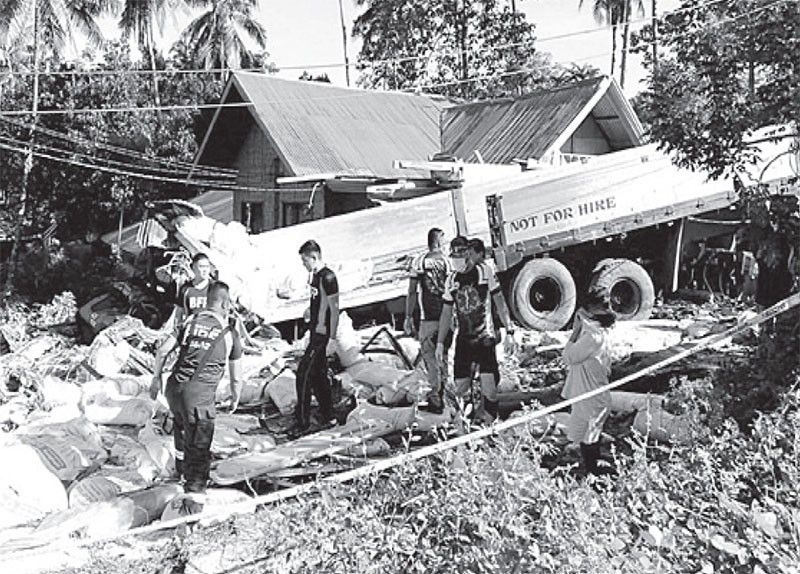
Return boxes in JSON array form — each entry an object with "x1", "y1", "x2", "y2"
[
  {"x1": 589, "y1": 259, "x2": 655, "y2": 321},
  {"x1": 511, "y1": 259, "x2": 577, "y2": 331}
]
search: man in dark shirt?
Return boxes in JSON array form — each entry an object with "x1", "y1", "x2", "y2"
[
  {"x1": 150, "y1": 282, "x2": 243, "y2": 510},
  {"x1": 404, "y1": 228, "x2": 452, "y2": 413},
  {"x1": 294, "y1": 240, "x2": 339, "y2": 434},
  {"x1": 172, "y1": 253, "x2": 213, "y2": 329},
  {"x1": 436, "y1": 237, "x2": 515, "y2": 424}
]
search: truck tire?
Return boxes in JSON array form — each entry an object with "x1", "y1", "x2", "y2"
[
  {"x1": 590, "y1": 259, "x2": 655, "y2": 321},
  {"x1": 511, "y1": 259, "x2": 577, "y2": 331}
]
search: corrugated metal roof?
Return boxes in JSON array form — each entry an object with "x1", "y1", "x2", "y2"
[
  {"x1": 228, "y1": 73, "x2": 450, "y2": 178},
  {"x1": 441, "y1": 77, "x2": 641, "y2": 163},
  {"x1": 102, "y1": 189, "x2": 233, "y2": 254}
]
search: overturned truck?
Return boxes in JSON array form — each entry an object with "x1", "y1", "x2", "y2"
[{"x1": 143, "y1": 134, "x2": 797, "y2": 331}]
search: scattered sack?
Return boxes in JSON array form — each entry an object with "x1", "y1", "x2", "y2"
[
  {"x1": 67, "y1": 471, "x2": 149, "y2": 509},
  {"x1": 0, "y1": 444, "x2": 68, "y2": 529},
  {"x1": 161, "y1": 488, "x2": 250, "y2": 523},
  {"x1": 346, "y1": 361, "x2": 412, "y2": 389},
  {"x1": 346, "y1": 402, "x2": 416, "y2": 432},
  {"x1": 80, "y1": 376, "x2": 155, "y2": 427},
  {"x1": 332, "y1": 312, "x2": 365, "y2": 367},
  {"x1": 33, "y1": 484, "x2": 182, "y2": 541},
  {"x1": 137, "y1": 419, "x2": 176, "y2": 479},
  {"x1": 38, "y1": 376, "x2": 82, "y2": 409},
  {"x1": 344, "y1": 437, "x2": 391, "y2": 458},
  {"x1": 86, "y1": 335, "x2": 132, "y2": 377},
  {"x1": 633, "y1": 406, "x2": 692, "y2": 444},
  {"x1": 15, "y1": 418, "x2": 107, "y2": 482},
  {"x1": 265, "y1": 371, "x2": 297, "y2": 415},
  {"x1": 107, "y1": 435, "x2": 160, "y2": 484}
]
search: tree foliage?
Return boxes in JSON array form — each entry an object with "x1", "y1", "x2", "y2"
[
  {"x1": 0, "y1": 43, "x2": 225, "y2": 242},
  {"x1": 632, "y1": 0, "x2": 800, "y2": 179},
  {"x1": 353, "y1": 0, "x2": 600, "y2": 99}
]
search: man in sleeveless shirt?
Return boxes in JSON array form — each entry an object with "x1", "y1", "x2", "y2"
[
  {"x1": 293, "y1": 240, "x2": 339, "y2": 435},
  {"x1": 150, "y1": 282, "x2": 243, "y2": 509},
  {"x1": 404, "y1": 228, "x2": 452, "y2": 413}
]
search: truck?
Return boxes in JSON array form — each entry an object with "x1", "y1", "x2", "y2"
[{"x1": 146, "y1": 131, "x2": 797, "y2": 332}]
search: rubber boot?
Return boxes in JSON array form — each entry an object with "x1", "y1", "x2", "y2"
[
  {"x1": 483, "y1": 398, "x2": 499, "y2": 422},
  {"x1": 580, "y1": 442, "x2": 616, "y2": 476},
  {"x1": 174, "y1": 457, "x2": 184, "y2": 482}
]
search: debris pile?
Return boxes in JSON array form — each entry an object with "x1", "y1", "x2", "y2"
[{"x1": 0, "y1": 290, "x2": 764, "y2": 559}]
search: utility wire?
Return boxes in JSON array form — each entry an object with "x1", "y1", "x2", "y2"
[
  {"x1": 0, "y1": 0, "x2": 732, "y2": 79},
  {"x1": 0, "y1": 138, "x2": 268, "y2": 192},
  {"x1": 404, "y1": 0, "x2": 790, "y2": 92},
  {"x1": 0, "y1": 132, "x2": 230, "y2": 181},
  {"x1": 0, "y1": 0, "x2": 786, "y2": 116},
  {"x1": 0, "y1": 116, "x2": 237, "y2": 177}
]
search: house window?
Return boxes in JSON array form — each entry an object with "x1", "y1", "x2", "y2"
[
  {"x1": 282, "y1": 202, "x2": 313, "y2": 228},
  {"x1": 240, "y1": 201, "x2": 264, "y2": 234}
]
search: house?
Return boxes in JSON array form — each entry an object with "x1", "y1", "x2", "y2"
[
  {"x1": 440, "y1": 76, "x2": 644, "y2": 166},
  {"x1": 192, "y1": 73, "x2": 451, "y2": 233}
]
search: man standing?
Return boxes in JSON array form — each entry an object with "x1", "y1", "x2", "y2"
[
  {"x1": 174, "y1": 253, "x2": 213, "y2": 325},
  {"x1": 150, "y1": 282, "x2": 243, "y2": 511},
  {"x1": 294, "y1": 240, "x2": 339, "y2": 434},
  {"x1": 436, "y1": 237, "x2": 515, "y2": 423},
  {"x1": 404, "y1": 228, "x2": 451, "y2": 413}
]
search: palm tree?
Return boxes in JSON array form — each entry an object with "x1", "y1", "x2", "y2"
[
  {"x1": 579, "y1": 0, "x2": 623, "y2": 77},
  {"x1": 178, "y1": 0, "x2": 267, "y2": 75},
  {"x1": 619, "y1": 0, "x2": 646, "y2": 88},
  {"x1": 119, "y1": 0, "x2": 180, "y2": 107},
  {"x1": 0, "y1": 0, "x2": 110, "y2": 291}
]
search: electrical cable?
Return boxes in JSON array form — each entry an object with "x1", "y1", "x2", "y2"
[
  {"x1": 0, "y1": 138, "x2": 268, "y2": 191},
  {"x1": 0, "y1": 117, "x2": 236, "y2": 178},
  {"x1": 0, "y1": 0, "x2": 731, "y2": 78}
]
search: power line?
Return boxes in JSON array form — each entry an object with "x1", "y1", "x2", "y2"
[
  {"x1": 404, "y1": 0, "x2": 791, "y2": 92},
  {"x1": 0, "y1": 0, "x2": 731, "y2": 80},
  {"x1": 0, "y1": 132, "x2": 229, "y2": 182},
  {"x1": 0, "y1": 116, "x2": 237, "y2": 178},
  {"x1": 0, "y1": 0, "x2": 786, "y2": 117},
  {"x1": 0, "y1": 138, "x2": 269, "y2": 192}
]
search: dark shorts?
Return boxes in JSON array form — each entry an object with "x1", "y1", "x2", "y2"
[{"x1": 453, "y1": 336, "x2": 498, "y2": 379}]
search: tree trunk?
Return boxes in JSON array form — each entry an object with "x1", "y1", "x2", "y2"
[
  {"x1": 620, "y1": 3, "x2": 630, "y2": 88},
  {"x1": 147, "y1": 29, "x2": 161, "y2": 110},
  {"x1": 610, "y1": 24, "x2": 617, "y2": 76},
  {"x1": 337, "y1": 0, "x2": 351, "y2": 87},
  {"x1": 6, "y1": 3, "x2": 40, "y2": 293},
  {"x1": 651, "y1": 0, "x2": 658, "y2": 72}
]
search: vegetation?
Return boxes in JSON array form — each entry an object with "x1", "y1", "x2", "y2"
[
  {"x1": 353, "y1": 0, "x2": 601, "y2": 98},
  {"x1": 66, "y1": 372, "x2": 800, "y2": 574}
]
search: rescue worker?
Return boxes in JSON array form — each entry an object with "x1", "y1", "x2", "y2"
[
  {"x1": 435, "y1": 236, "x2": 515, "y2": 424},
  {"x1": 150, "y1": 282, "x2": 243, "y2": 510},
  {"x1": 173, "y1": 253, "x2": 213, "y2": 326},
  {"x1": 562, "y1": 289, "x2": 616, "y2": 476},
  {"x1": 293, "y1": 240, "x2": 339, "y2": 435},
  {"x1": 404, "y1": 228, "x2": 452, "y2": 413}
]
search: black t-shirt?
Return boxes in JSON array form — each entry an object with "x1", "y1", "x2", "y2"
[
  {"x1": 443, "y1": 263, "x2": 501, "y2": 342},
  {"x1": 309, "y1": 266, "x2": 339, "y2": 338},
  {"x1": 171, "y1": 311, "x2": 243, "y2": 410},
  {"x1": 409, "y1": 250, "x2": 451, "y2": 321},
  {"x1": 177, "y1": 281, "x2": 209, "y2": 317}
]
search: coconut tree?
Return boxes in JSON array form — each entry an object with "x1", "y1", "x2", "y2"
[
  {"x1": 619, "y1": 0, "x2": 646, "y2": 88},
  {"x1": 0, "y1": 0, "x2": 111, "y2": 291},
  {"x1": 119, "y1": 0, "x2": 183, "y2": 107},
  {"x1": 178, "y1": 0, "x2": 267, "y2": 75},
  {"x1": 579, "y1": 0, "x2": 624, "y2": 76}
]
